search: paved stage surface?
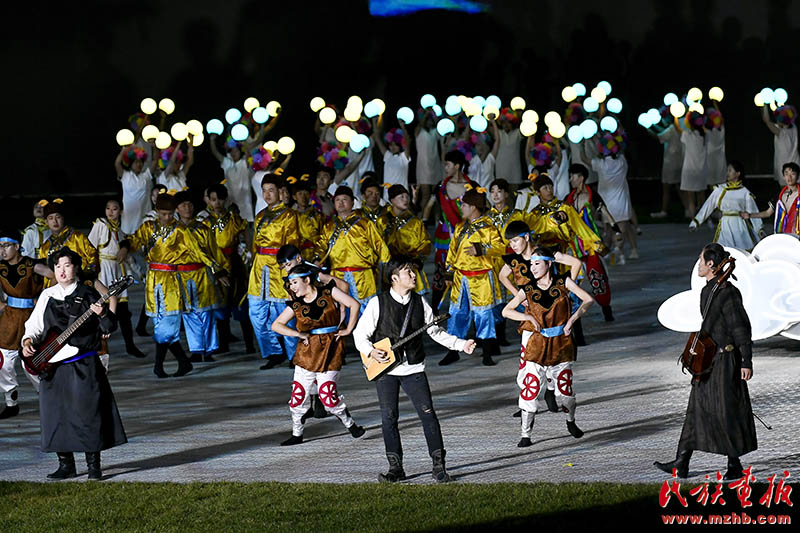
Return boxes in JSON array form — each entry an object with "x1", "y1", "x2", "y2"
[{"x1": 1, "y1": 224, "x2": 798, "y2": 484}]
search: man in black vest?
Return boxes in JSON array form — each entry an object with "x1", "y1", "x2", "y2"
[{"x1": 353, "y1": 257, "x2": 476, "y2": 483}]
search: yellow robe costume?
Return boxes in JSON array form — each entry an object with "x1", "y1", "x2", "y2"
[
  {"x1": 486, "y1": 205, "x2": 538, "y2": 300},
  {"x1": 295, "y1": 207, "x2": 324, "y2": 262},
  {"x1": 530, "y1": 199, "x2": 604, "y2": 256},
  {"x1": 39, "y1": 227, "x2": 99, "y2": 288},
  {"x1": 314, "y1": 211, "x2": 391, "y2": 304},
  {"x1": 202, "y1": 208, "x2": 247, "y2": 273},
  {"x1": 357, "y1": 204, "x2": 387, "y2": 225},
  {"x1": 126, "y1": 219, "x2": 223, "y2": 316},
  {"x1": 180, "y1": 219, "x2": 224, "y2": 312},
  {"x1": 446, "y1": 215, "x2": 505, "y2": 310},
  {"x1": 249, "y1": 203, "x2": 299, "y2": 302},
  {"x1": 376, "y1": 208, "x2": 431, "y2": 294}
]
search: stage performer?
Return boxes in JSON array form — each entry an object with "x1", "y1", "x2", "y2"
[
  {"x1": 428, "y1": 150, "x2": 475, "y2": 312},
  {"x1": 373, "y1": 119, "x2": 412, "y2": 194},
  {"x1": 762, "y1": 104, "x2": 800, "y2": 183},
  {"x1": 119, "y1": 193, "x2": 228, "y2": 378},
  {"x1": 208, "y1": 134, "x2": 254, "y2": 223},
  {"x1": 87, "y1": 199, "x2": 145, "y2": 358},
  {"x1": 743, "y1": 162, "x2": 800, "y2": 237},
  {"x1": 203, "y1": 183, "x2": 255, "y2": 354},
  {"x1": 356, "y1": 174, "x2": 387, "y2": 224},
  {"x1": 439, "y1": 189, "x2": 505, "y2": 367},
  {"x1": 690, "y1": 161, "x2": 763, "y2": 250},
  {"x1": 502, "y1": 246, "x2": 594, "y2": 445},
  {"x1": 0, "y1": 229, "x2": 50, "y2": 419},
  {"x1": 290, "y1": 175, "x2": 325, "y2": 262},
  {"x1": 313, "y1": 186, "x2": 391, "y2": 315},
  {"x1": 376, "y1": 185, "x2": 431, "y2": 296},
  {"x1": 21, "y1": 200, "x2": 52, "y2": 260},
  {"x1": 414, "y1": 109, "x2": 442, "y2": 222},
  {"x1": 174, "y1": 190, "x2": 224, "y2": 362},
  {"x1": 353, "y1": 257, "x2": 477, "y2": 483},
  {"x1": 564, "y1": 164, "x2": 617, "y2": 321},
  {"x1": 114, "y1": 144, "x2": 155, "y2": 234},
  {"x1": 21, "y1": 248, "x2": 126, "y2": 480},
  {"x1": 249, "y1": 174, "x2": 300, "y2": 369},
  {"x1": 271, "y1": 264, "x2": 365, "y2": 446},
  {"x1": 156, "y1": 139, "x2": 194, "y2": 191},
  {"x1": 39, "y1": 199, "x2": 99, "y2": 289},
  {"x1": 654, "y1": 243, "x2": 757, "y2": 481}
]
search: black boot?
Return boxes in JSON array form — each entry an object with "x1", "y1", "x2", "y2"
[
  {"x1": 86, "y1": 452, "x2": 102, "y2": 480},
  {"x1": 544, "y1": 388, "x2": 559, "y2": 412},
  {"x1": 281, "y1": 435, "x2": 303, "y2": 446},
  {"x1": 378, "y1": 452, "x2": 406, "y2": 483},
  {"x1": 438, "y1": 350, "x2": 460, "y2": 366},
  {"x1": 654, "y1": 449, "x2": 692, "y2": 479},
  {"x1": 601, "y1": 305, "x2": 614, "y2": 322},
  {"x1": 567, "y1": 420, "x2": 584, "y2": 438},
  {"x1": 135, "y1": 305, "x2": 149, "y2": 337},
  {"x1": 118, "y1": 303, "x2": 146, "y2": 357},
  {"x1": 47, "y1": 453, "x2": 77, "y2": 480},
  {"x1": 189, "y1": 353, "x2": 203, "y2": 363},
  {"x1": 431, "y1": 449, "x2": 453, "y2": 483},
  {"x1": 240, "y1": 317, "x2": 256, "y2": 354},
  {"x1": 0, "y1": 404, "x2": 19, "y2": 419},
  {"x1": 723, "y1": 456, "x2": 745, "y2": 482},
  {"x1": 216, "y1": 319, "x2": 230, "y2": 354},
  {"x1": 481, "y1": 339, "x2": 499, "y2": 366},
  {"x1": 495, "y1": 320, "x2": 510, "y2": 346},
  {"x1": 169, "y1": 343, "x2": 193, "y2": 377},
  {"x1": 572, "y1": 318, "x2": 587, "y2": 346},
  {"x1": 153, "y1": 343, "x2": 169, "y2": 378},
  {"x1": 348, "y1": 424, "x2": 365, "y2": 438},
  {"x1": 260, "y1": 353, "x2": 287, "y2": 370}
]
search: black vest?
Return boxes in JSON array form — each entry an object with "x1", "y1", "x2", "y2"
[{"x1": 373, "y1": 291, "x2": 425, "y2": 365}]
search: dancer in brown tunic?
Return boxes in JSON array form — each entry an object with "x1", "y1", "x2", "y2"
[
  {"x1": 503, "y1": 246, "x2": 594, "y2": 446},
  {"x1": 655, "y1": 243, "x2": 757, "y2": 481},
  {"x1": 271, "y1": 264, "x2": 365, "y2": 445},
  {"x1": 0, "y1": 229, "x2": 51, "y2": 418}
]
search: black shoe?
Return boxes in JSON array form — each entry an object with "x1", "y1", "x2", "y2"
[
  {"x1": 602, "y1": 305, "x2": 614, "y2": 322},
  {"x1": 312, "y1": 395, "x2": 328, "y2": 419},
  {"x1": 482, "y1": 355, "x2": 496, "y2": 366},
  {"x1": 173, "y1": 362, "x2": 193, "y2": 377},
  {"x1": 260, "y1": 354, "x2": 286, "y2": 370},
  {"x1": 567, "y1": 420, "x2": 584, "y2": 438},
  {"x1": 202, "y1": 354, "x2": 215, "y2": 363},
  {"x1": 654, "y1": 450, "x2": 692, "y2": 479},
  {"x1": 154, "y1": 367, "x2": 169, "y2": 379},
  {"x1": 126, "y1": 345, "x2": 147, "y2": 358},
  {"x1": 348, "y1": 424, "x2": 365, "y2": 438},
  {"x1": 0, "y1": 405, "x2": 19, "y2": 419},
  {"x1": 544, "y1": 388, "x2": 559, "y2": 413},
  {"x1": 86, "y1": 452, "x2": 102, "y2": 481},
  {"x1": 439, "y1": 350, "x2": 460, "y2": 366},
  {"x1": 215, "y1": 343, "x2": 229, "y2": 355},
  {"x1": 189, "y1": 353, "x2": 202, "y2": 363},
  {"x1": 281, "y1": 435, "x2": 303, "y2": 446},
  {"x1": 517, "y1": 437, "x2": 532, "y2": 448},
  {"x1": 378, "y1": 453, "x2": 406, "y2": 483},
  {"x1": 431, "y1": 449, "x2": 453, "y2": 483},
  {"x1": 495, "y1": 321, "x2": 511, "y2": 346},
  {"x1": 512, "y1": 409, "x2": 521, "y2": 418},
  {"x1": 47, "y1": 453, "x2": 77, "y2": 480},
  {"x1": 723, "y1": 456, "x2": 744, "y2": 482},
  {"x1": 481, "y1": 338, "x2": 501, "y2": 357}
]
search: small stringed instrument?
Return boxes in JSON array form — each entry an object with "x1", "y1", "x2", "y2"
[
  {"x1": 22, "y1": 276, "x2": 135, "y2": 377},
  {"x1": 680, "y1": 257, "x2": 735, "y2": 379},
  {"x1": 361, "y1": 313, "x2": 450, "y2": 381}
]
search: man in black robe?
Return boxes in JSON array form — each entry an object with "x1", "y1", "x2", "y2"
[{"x1": 655, "y1": 243, "x2": 757, "y2": 481}]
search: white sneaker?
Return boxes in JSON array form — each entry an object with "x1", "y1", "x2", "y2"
[
  {"x1": 650, "y1": 211, "x2": 667, "y2": 219},
  {"x1": 613, "y1": 248, "x2": 626, "y2": 265},
  {"x1": 628, "y1": 249, "x2": 640, "y2": 260}
]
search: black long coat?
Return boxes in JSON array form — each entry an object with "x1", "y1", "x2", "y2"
[{"x1": 678, "y1": 280, "x2": 757, "y2": 458}]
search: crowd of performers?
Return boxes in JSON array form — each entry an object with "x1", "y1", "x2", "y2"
[{"x1": 1, "y1": 102, "x2": 797, "y2": 484}]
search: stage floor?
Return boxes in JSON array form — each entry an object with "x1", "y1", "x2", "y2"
[{"x1": 2, "y1": 224, "x2": 798, "y2": 484}]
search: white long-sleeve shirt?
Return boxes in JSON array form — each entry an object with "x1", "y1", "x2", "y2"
[
  {"x1": 22, "y1": 281, "x2": 79, "y2": 345},
  {"x1": 353, "y1": 288, "x2": 466, "y2": 376}
]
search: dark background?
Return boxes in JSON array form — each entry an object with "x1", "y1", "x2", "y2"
[{"x1": 2, "y1": 0, "x2": 800, "y2": 226}]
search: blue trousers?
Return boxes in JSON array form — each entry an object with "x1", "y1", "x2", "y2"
[
  {"x1": 153, "y1": 314, "x2": 181, "y2": 345},
  {"x1": 447, "y1": 279, "x2": 496, "y2": 340},
  {"x1": 248, "y1": 297, "x2": 298, "y2": 359},
  {"x1": 182, "y1": 310, "x2": 219, "y2": 355}
]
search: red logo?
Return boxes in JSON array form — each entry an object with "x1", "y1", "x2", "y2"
[
  {"x1": 318, "y1": 381, "x2": 340, "y2": 407},
  {"x1": 520, "y1": 374, "x2": 540, "y2": 401},
  {"x1": 557, "y1": 369, "x2": 573, "y2": 396},
  {"x1": 289, "y1": 381, "x2": 305, "y2": 408}
]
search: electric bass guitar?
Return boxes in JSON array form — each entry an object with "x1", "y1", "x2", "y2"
[
  {"x1": 360, "y1": 313, "x2": 450, "y2": 381},
  {"x1": 22, "y1": 276, "x2": 135, "y2": 377}
]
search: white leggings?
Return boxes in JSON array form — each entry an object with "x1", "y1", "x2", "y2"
[
  {"x1": 289, "y1": 366, "x2": 353, "y2": 437},
  {"x1": 0, "y1": 348, "x2": 41, "y2": 406}
]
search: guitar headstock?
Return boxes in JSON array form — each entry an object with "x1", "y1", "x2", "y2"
[
  {"x1": 434, "y1": 313, "x2": 451, "y2": 323},
  {"x1": 106, "y1": 275, "x2": 136, "y2": 298}
]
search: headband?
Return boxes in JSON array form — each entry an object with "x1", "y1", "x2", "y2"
[
  {"x1": 287, "y1": 271, "x2": 312, "y2": 280},
  {"x1": 530, "y1": 255, "x2": 555, "y2": 261},
  {"x1": 0, "y1": 237, "x2": 20, "y2": 245}
]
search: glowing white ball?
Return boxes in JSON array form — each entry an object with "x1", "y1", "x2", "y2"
[
  {"x1": 225, "y1": 108, "x2": 242, "y2": 125},
  {"x1": 572, "y1": 83, "x2": 587, "y2": 97},
  {"x1": 638, "y1": 113, "x2": 653, "y2": 128},
  {"x1": 606, "y1": 98, "x2": 623, "y2": 114},
  {"x1": 344, "y1": 106, "x2": 361, "y2": 122},
  {"x1": 663, "y1": 93, "x2": 679, "y2": 106},
  {"x1": 561, "y1": 86, "x2": 577, "y2": 103},
  {"x1": 185, "y1": 120, "x2": 203, "y2": 136},
  {"x1": 140, "y1": 98, "x2": 157, "y2": 115},
  {"x1": 116, "y1": 129, "x2": 134, "y2": 146},
  {"x1": 549, "y1": 122, "x2": 566, "y2": 139},
  {"x1": 277, "y1": 136, "x2": 295, "y2": 155},
  {"x1": 231, "y1": 124, "x2": 249, "y2": 141},
  {"x1": 670, "y1": 102, "x2": 686, "y2": 117},
  {"x1": 510, "y1": 96, "x2": 526, "y2": 110},
  {"x1": 142, "y1": 125, "x2": 159, "y2": 141},
  {"x1": 319, "y1": 107, "x2": 336, "y2": 125},
  {"x1": 155, "y1": 132, "x2": 172, "y2": 150},
  {"x1": 206, "y1": 119, "x2": 224, "y2": 135},
  {"x1": 597, "y1": 81, "x2": 612, "y2": 96},
  {"x1": 252, "y1": 107, "x2": 269, "y2": 124},
  {"x1": 420, "y1": 94, "x2": 436, "y2": 109},
  {"x1": 310, "y1": 97, "x2": 326, "y2": 112},
  {"x1": 774, "y1": 88, "x2": 788, "y2": 105},
  {"x1": 708, "y1": 87, "x2": 724, "y2": 102},
  {"x1": 590, "y1": 87, "x2": 607, "y2": 103},
  {"x1": 583, "y1": 97, "x2": 599, "y2": 113},
  {"x1": 520, "y1": 121, "x2": 537, "y2": 137},
  {"x1": 264, "y1": 141, "x2": 278, "y2": 153},
  {"x1": 469, "y1": 115, "x2": 488, "y2": 132},
  {"x1": 335, "y1": 125, "x2": 355, "y2": 144},
  {"x1": 243, "y1": 97, "x2": 260, "y2": 113},
  {"x1": 158, "y1": 98, "x2": 175, "y2": 115},
  {"x1": 350, "y1": 134, "x2": 370, "y2": 153},
  {"x1": 170, "y1": 123, "x2": 188, "y2": 141},
  {"x1": 567, "y1": 125, "x2": 584, "y2": 143},
  {"x1": 544, "y1": 111, "x2": 561, "y2": 128},
  {"x1": 266, "y1": 101, "x2": 281, "y2": 116},
  {"x1": 687, "y1": 87, "x2": 703, "y2": 102},
  {"x1": 580, "y1": 119, "x2": 598, "y2": 139},
  {"x1": 600, "y1": 116, "x2": 618, "y2": 132},
  {"x1": 436, "y1": 118, "x2": 455, "y2": 136},
  {"x1": 397, "y1": 106, "x2": 414, "y2": 124},
  {"x1": 485, "y1": 95, "x2": 502, "y2": 109},
  {"x1": 647, "y1": 108, "x2": 661, "y2": 124}
]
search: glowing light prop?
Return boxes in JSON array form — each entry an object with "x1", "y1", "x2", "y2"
[
  {"x1": 116, "y1": 129, "x2": 134, "y2": 146},
  {"x1": 243, "y1": 97, "x2": 260, "y2": 113},
  {"x1": 277, "y1": 136, "x2": 295, "y2": 154},
  {"x1": 140, "y1": 98, "x2": 157, "y2": 115},
  {"x1": 158, "y1": 98, "x2": 175, "y2": 115},
  {"x1": 206, "y1": 119, "x2": 224, "y2": 135}
]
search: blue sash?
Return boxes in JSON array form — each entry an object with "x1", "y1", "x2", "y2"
[
  {"x1": 539, "y1": 325, "x2": 566, "y2": 338},
  {"x1": 310, "y1": 326, "x2": 339, "y2": 335},
  {"x1": 62, "y1": 351, "x2": 99, "y2": 364},
  {"x1": 7, "y1": 296, "x2": 35, "y2": 309}
]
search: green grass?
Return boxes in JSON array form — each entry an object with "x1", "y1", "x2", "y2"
[{"x1": 1, "y1": 481, "x2": 796, "y2": 531}]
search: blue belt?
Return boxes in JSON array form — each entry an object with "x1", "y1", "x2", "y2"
[
  {"x1": 310, "y1": 326, "x2": 339, "y2": 335},
  {"x1": 539, "y1": 325, "x2": 566, "y2": 338},
  {"x1": 62, "y1": 351, "x2": 99, "y2": 364},
  {"x1": 7, "y1": 297, "x2": 34, "y2": 309}
]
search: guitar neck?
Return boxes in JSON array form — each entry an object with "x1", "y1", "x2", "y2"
[
  {"x1": 391, "y1": 316, "x2": 447, "y2": 351},
  {"x1": 55, "y1": 292, "x2": 112, "y2": 345}
]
